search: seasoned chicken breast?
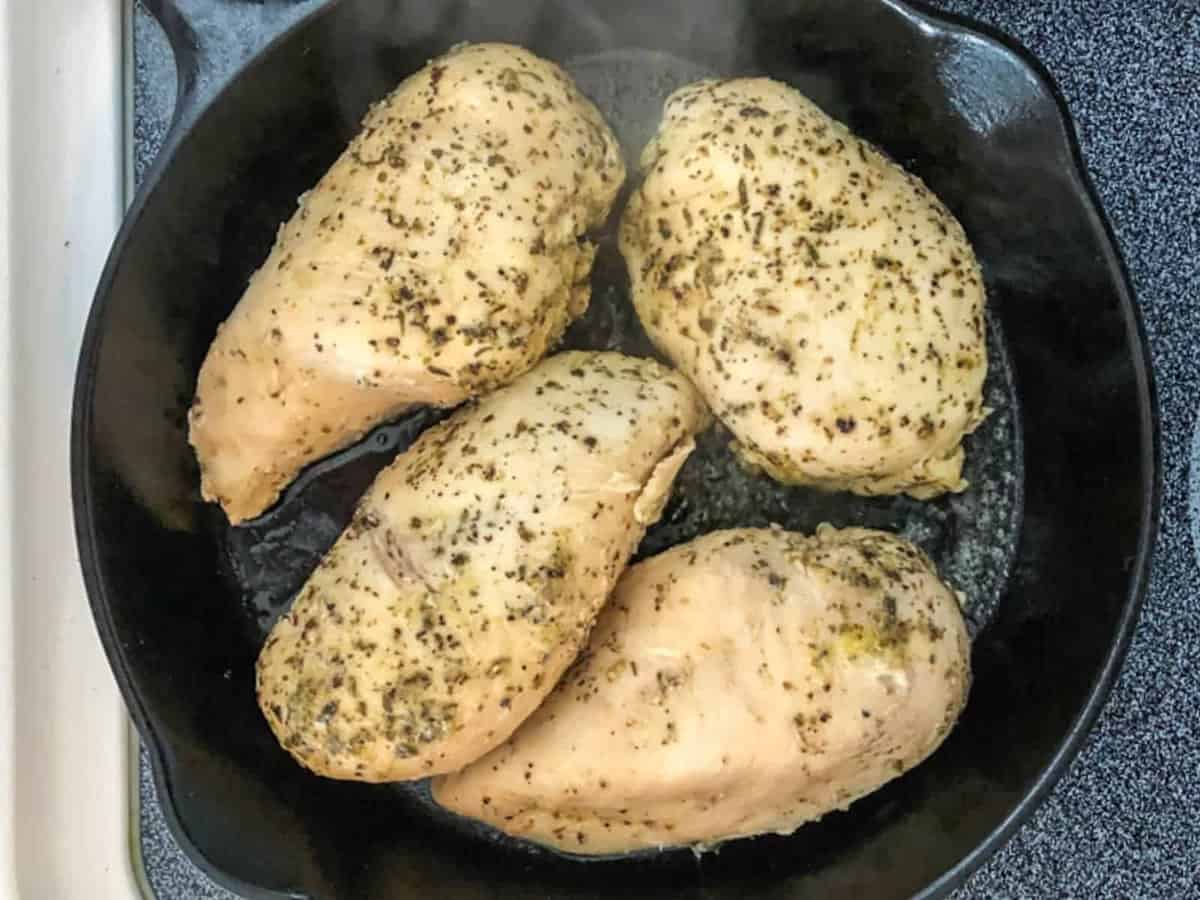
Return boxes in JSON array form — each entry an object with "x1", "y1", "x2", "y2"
[
  {"x1": 256, "y1": 351, "x2": 708, "y2": 782},
  {"x1": 620, "y1": 78, "x2": 987, "y2": 499},
  {"x1": 190, "y1": 43, "x2": 625, "y2": 523},
  {"x1": 433, "y1": 525, "x2": 970, "y2": 854}
]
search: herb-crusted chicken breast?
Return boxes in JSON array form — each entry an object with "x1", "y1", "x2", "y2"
[
  {"x1": 190, "y1": 43, "x2": 625, "y2": 523},
  {"x1": 433, "y1": 525, "x2": 970, "y2": 854},
  {"x1": 256, "y1": 351, "x2": 708, "y2": 782},
  {"x1": 620, "y1": 78, "x2": 987, "y2": 499}
]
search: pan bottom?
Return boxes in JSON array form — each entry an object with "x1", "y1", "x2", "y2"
[{"x1": 211, "y1": 42, "x2": 1024, "y2": 867}]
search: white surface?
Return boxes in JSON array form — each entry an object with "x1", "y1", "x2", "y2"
[{"x1": 1, "y1": 0, "x2": 141, "y2": 897}]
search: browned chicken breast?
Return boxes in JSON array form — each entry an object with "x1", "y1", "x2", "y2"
[
  {"x1": 256, "y1": 351, "x2": 708, "y2": 782},
  {"x1": 620, "y1": 78, "x2": 987, "y2": 499},
  {"x1": 433, "y1": 525, "x2": 970, "y2": 854},
  {"x1": 190, "y1": 42, "x2": 625, "y2": 523}
]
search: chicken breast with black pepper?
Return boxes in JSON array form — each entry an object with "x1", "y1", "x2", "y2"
[
  {"x1": 620, "y1": 78, "x2": 987, "y2": 499},
  {"x1": 190, "y1": 43, "x2": 625, "y2": 523},
  {"x1": 256, "y1": 351, "x2": 708, "y2": 782},
  {"x1": 433, "y1": 525, "x2": 970, "y2": 854}
]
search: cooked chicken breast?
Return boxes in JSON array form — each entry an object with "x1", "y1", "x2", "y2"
[
  {"x1": 256, "y1": 351, "x2": 708, "y2": 782},
  {"x1": 190, "y1": 43, "x2": 625, "y2": 523},
  {"x1": 433, "y1": 525, "x2": 970, "y2": 854},
  {"x1": 620, "y1": 78, "x2": 987, "y2": 499}
]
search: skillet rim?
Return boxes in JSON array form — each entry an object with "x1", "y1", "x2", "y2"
[{"x1": 69, "y1": 0, "x2": 1162, "y2": 897}]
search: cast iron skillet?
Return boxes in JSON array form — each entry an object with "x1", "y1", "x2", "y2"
[{"x1": 71, "y1": 0, "x2": 1158, "y2": 897}]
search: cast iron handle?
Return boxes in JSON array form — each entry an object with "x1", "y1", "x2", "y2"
[{"x1": 141, "y1": 0, "x2": 327, "y2": 132}]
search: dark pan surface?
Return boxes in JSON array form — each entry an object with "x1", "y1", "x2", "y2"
[{"x1": 72, "y1": 1, "x2": 1157, "y2": 898}]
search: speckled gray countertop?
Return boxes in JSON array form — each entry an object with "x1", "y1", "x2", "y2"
[{"x1": 131, "y1": 0, "x2": 1200, "y2": 896}]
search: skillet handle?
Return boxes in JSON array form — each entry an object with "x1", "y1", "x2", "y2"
[
  {"x1": 140, "y1": 0, "x2": 324, "y2": 131},
  {"x1": 140, "y1": 0, "x2": 201, "y2": 126}
]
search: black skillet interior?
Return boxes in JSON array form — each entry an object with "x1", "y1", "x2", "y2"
[{"x1": 72, "y1": 1, "x2": 1156, "y2": 898}]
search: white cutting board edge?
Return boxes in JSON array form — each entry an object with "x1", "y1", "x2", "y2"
[{"x1": 1, "y1": 0, "x2": 144, "y2": 897}]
